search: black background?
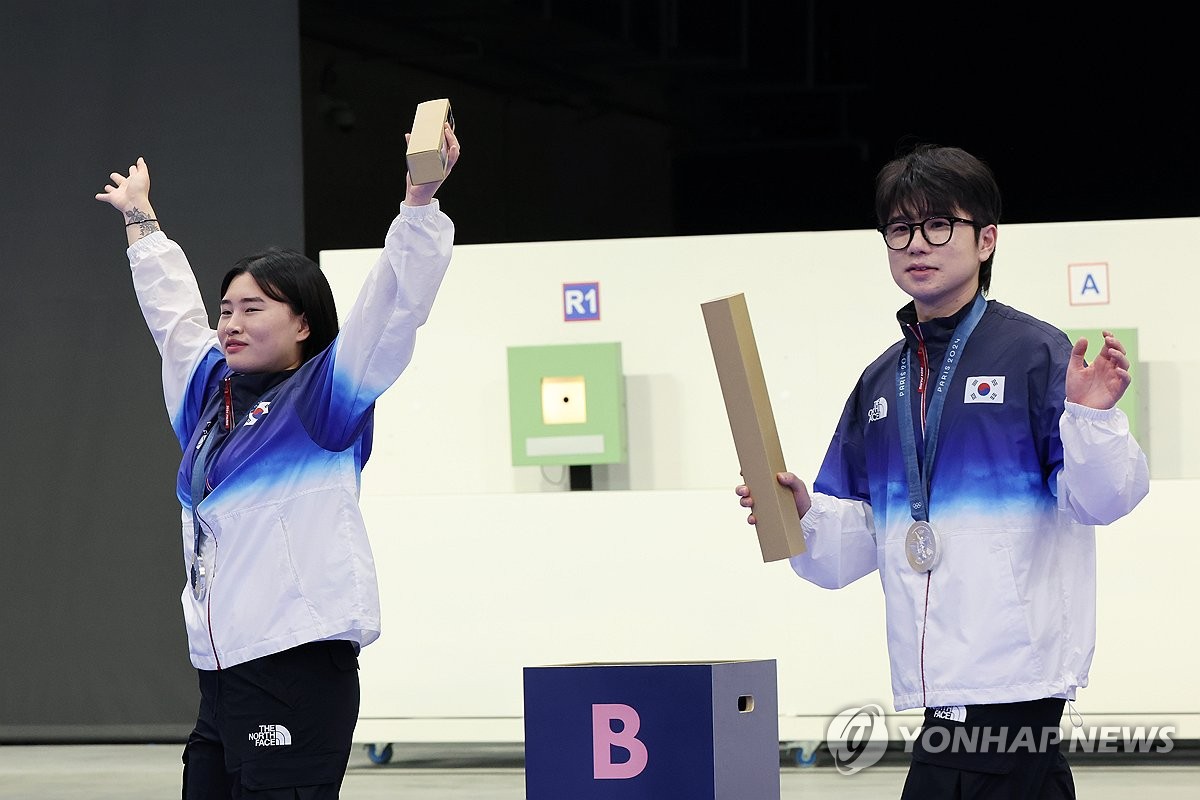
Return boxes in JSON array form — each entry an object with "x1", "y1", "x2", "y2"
[{"x1": 299, "y1": 1, "x2": 1198, "y2": 257}]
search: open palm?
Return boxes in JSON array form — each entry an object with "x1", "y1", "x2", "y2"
[
  {"x1": 1066, "y1": 332, "x2": 1131, "y2": 410},
  {"x1": 95, "y1": 157, "x2": 151, "y2": 216}
]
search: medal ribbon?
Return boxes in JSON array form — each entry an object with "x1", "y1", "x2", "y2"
[
  {"x1": 895, "y1": 292, "x2": 987, "y2": 522},
  {"x1": 189, "y1": 416, "x2": 220, "y2": 594}
]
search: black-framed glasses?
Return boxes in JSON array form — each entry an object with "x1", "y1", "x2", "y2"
[{"x1": 877, "y1": 216, "x2": 980, "y2": 250}]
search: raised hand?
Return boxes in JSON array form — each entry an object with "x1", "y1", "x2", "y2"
[
  {"x1": 1066, "y1": 331, "x2": 1132, "y2": 410},
  {"x1": 96, "y1": 157, "x2": 160, "y2": 243},
  {"x1": 404, "y1": 123, "x2": 461, "y2": 207},
  {"x1": 96, "y1": 157, "x2": 153, "y2": 219}
]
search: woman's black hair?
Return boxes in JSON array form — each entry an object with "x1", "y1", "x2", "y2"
[
  {"x1": 875, "y1": 144, "x2": 1002, "y2": 294},
  {"x1": 220, "y1": 247, "x2": 339, "y2": 365}
]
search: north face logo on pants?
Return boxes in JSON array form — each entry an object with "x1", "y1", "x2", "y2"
[{"x1": 248, "y1": 724, "x2": 292, "y2": 747}]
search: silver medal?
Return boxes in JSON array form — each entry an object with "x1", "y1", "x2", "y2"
[
  {"x1": 190, "y1": 557, "x2": 207, "y2": 600},
  {"x1": 905, "y1": 520, "x2": 941, "y2": 573},
  {"x1": 190, "y1": 529, "x2": 214, "y2": 600}
]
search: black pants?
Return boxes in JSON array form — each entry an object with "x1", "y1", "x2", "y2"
[
  {"x1": 182, "y1": 640, "x2": 361, "y2": 799},
  {"x1": 900, "y1": 698, "x2": 1076, "y2": 800}
]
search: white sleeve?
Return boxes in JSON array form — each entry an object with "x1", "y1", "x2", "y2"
[
  {"x1": 302, "y1": 200, "x2": 454, "y2": 448},
  {"x1": 127, "y1": 232, "x2": 220, "y2": 425},
  {"x1": 788, "y1": 492, "x2": 879, "y2": 589},
  {"x1": 332, "y1": 201, "x2": 453, "y2": 392},
  {"x1": 1057, "y1": 401, "x2": 1150, "y2": 525}
]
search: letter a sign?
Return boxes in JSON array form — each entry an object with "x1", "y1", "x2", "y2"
[
  {"x1": 592, "y1": 703, "x2": 648, "y2": 779},
  {"x1": 1068, "y1": 262, "x2": 1110, "y2": 305}
]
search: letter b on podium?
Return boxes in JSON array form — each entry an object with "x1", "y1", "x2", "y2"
[
  {"x1": 524, "y1": 660, "x2": 780, "y2": 800},
  {"x1": 593, "y1": 703, "x2": 648, "y2": 779}
]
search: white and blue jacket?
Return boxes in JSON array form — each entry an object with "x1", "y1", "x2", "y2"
[
  {"x1": 792, "y1": 297, "x2": 1149, "y2": 711},
  {"x1": 128, "y1": 202, "x2": 453, "y2": 671}
]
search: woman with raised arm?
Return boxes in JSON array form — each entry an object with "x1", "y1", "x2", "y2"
[{"x1": 95, "y1": 123, "x2": 459, "y2": 799}]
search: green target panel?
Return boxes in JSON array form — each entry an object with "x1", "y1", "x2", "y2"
[{"x1": 506, "y1": 342, "x2": 627, "y2": 466}]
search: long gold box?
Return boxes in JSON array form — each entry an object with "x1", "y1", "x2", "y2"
[{"x1": 701, "y1": 293, "x2": 806, "y2": 562}]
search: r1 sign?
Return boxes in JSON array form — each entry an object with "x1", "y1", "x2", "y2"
[{"x1": 564, "y1": 282, "x2": 600, "y2": 321}]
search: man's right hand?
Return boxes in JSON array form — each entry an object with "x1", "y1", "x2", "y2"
[{"x1": 735, "y1": 471, "x2": 812, "y2": 525}]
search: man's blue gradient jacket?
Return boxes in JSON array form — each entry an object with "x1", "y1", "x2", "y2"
[{"x1": 792, "y1": 298, "x2": 1149, "y2": 711}]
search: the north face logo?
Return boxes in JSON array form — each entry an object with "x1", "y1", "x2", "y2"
[
  {"x1": 867, "y1": 396, "x2": 888, "y2": 422},
  {"x1": 249, "y1": 724, "x2": 292, "y2": 747}
]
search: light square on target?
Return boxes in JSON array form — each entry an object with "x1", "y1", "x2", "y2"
[{"x1": 965, "y1": 376, "x2": 1005, "y2": 403}]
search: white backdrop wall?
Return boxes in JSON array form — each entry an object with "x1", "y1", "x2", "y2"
[
  {"x1": 327, "y1": 217, "x2": 1198, "y2": 495},
  {"x1": 322, "y1": 217, "x2": 1200, "y2": 744}
]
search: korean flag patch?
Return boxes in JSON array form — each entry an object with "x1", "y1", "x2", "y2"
[
  {"x1": 244, "y1": 401, "x2": 272, "y2": 426},
  {"x1": 965, "y1": 376, "x2": 1004, "y2": 404}
]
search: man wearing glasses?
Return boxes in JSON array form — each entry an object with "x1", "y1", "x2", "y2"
[{"x1": 736, "y1": 144, "x2": 1148, "y2": 797}]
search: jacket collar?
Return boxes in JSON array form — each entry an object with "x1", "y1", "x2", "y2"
[
  {"x1": 897, "y1": 294, "x2": 984, "y2": 351},
  {"x1": 214, "y1": 368, "x2": 296, "y2": 429}
]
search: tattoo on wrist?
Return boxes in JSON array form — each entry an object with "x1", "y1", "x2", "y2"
[{"x1": 124, "y1": 209, "x2": 160, "y2": 237}]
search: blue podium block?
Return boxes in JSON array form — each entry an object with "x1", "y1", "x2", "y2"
[{"x1": 523, "y1": 660, "x2": 779, "y2": 800}]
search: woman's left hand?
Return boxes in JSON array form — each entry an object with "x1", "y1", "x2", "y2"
[{"x1": 404, "y1": 122, "x2": 460, "y2": 207}]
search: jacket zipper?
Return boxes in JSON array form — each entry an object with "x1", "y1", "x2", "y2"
[{"x1": 208, "y1": 592, "x2": 221, "y2": 670}]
